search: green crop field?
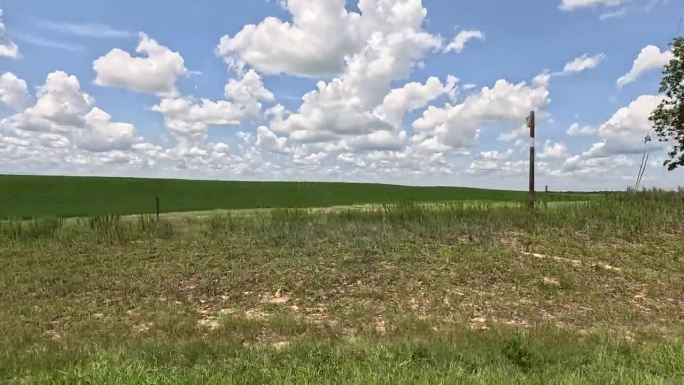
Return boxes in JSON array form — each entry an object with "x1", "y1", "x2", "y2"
[
  {"x1": 0, "y1": 174, "x2": 590, "y2": 219},
  {"x1": 1, "y1": 190, "x2": 683, "y2": 384}
]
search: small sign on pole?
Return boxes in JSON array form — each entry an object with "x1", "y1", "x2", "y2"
[{"x1": 527, "y1": 111, "x2": 536, "y2": 209}]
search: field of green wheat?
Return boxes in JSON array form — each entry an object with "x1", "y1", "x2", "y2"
[
  {"x1": 0, "y1": 174, "x2": 591, "y2": 219},
  {"x1": 1, "y1": 190, "x2": 683, "y2": 384}
]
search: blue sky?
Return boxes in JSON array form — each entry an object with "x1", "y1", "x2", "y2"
[{"x1": 0, "y1": 0, "x2": 682, "y2": 190}]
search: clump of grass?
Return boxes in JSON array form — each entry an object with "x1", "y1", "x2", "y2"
[
  {"x1": 503, "y1": 332, "x2": 540, "y2": 372},
  {"x1": 0, "y1": 215, "x2": 176, "y2": 244},
  {"x1": 0, "y1": 217, "x2": 64, "y2": 241},
  {"x1": 137, "y1": 215, "x2": 174, "y2": 240},
  {"x1": 86, "y1": 215, "x2": 122, "y2": 232}
]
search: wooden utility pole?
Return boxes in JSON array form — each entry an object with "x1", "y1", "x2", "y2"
[
  {"x1": 155, "y1": 196, "x2": 160, "y2": 222},
  {"x1": 527, "y1": 111, "x2": 536, "y2": 208}
]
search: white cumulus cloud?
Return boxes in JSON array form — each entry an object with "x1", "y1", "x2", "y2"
[
  {"x1": 10, "y1": 71, "x2": 94, "y2": 132},
  {"x1": 558, "y1": 94, "x2": 669, "y2": 180},
  {"x1": 153, "y1": 70, "x2": 274, "y2": 140},
  {"x1": 93, "y1": 33, "x2": 188, "y2": 96},
  {"x1": 561, "y1": 94, "x2": 663, "y2": 174},
  {"x1": 256, "y1": 126, "x2": 290, "y2": 154},
  {"x1": 218, "y1": 0, "x2": 364, "y2": 77},
  {"x1": 566, "y1": 122, "x2": 596, "y2": 136},
  {"x1": 1, "y1": 71, "x2": 137, "y2": 152},
  {"x1": 266, "y1": 0, "x2": 443, "y2": 151},
  {"x1": 218, "y1": 0, "x2": 441, "y2": 78},
  {"x1": 80, "y1": 107, "x2": 136, "y2": 152},
  {"x1": 374, "y1": 76, "x2": 457, "y2": 128},
  {"x1": 617, "y1": 45, "x2": 673, "y2": 88},
  {"x1": 0, "y1": 8, "x2": 20, "y2": 59},
  {"x1": 412, "y1": 74, "x2": 551, "y2": 150},
  {"x1": 539, "y1": 141, "x2": 569, "y2": 159},
  {"x1": 0, "y1": 72, "x2": 29, "y2": 110},
  {"x1": 589, "y1": 94, "x2": 664, "y2": 156},
  {"x1": 560, "y1": 53, "x2": 606, "y2": 75}
]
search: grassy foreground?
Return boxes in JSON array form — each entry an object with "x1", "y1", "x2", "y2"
[
  {"x1": 1, "y1": 192, "x2": 683, "y2": 383},
  {"x1": 0, "y1": 174, "x2": 588, "y2": 219}
]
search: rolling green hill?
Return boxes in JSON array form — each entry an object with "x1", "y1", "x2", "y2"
[{"x1": 0, "y1": 174, "x2": 588, "y2": 218}]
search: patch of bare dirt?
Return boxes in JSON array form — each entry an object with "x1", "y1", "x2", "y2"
[
  {"x1": 469, "y1": 316, "x2": 489, "y2": 331},
  {"x1": 196, "y1": 318, "x2": 221, "y2": 331},
  {"x1": 522, "y1": 251, "x2": 623, "y2": 273},
  {"x1": 134, "y1": 322, "x2": 152, "y2": 333},
  {"x1": 44, "y1": 329, "x2": 62, "y2": 341},
  {"x1": 260, "y1": 289, "x2": 291, "y2": 305},
  {"x1": 373, "y1": 316, "x2": 387, "y2": 334}
]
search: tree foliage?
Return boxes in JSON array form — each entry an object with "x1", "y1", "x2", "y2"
[{"x1": 650, "y1": 37, "x2": 684, "y2": 171}]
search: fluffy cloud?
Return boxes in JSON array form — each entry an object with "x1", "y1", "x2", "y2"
[
  {"x1": 266, "y1": 0, "x2": 442, "y2": 150},
  {"x1": 80, "y1": 108, "x2": 136, "y2": 152},
  {"x1": 560, "y1": 53, "x2": 606, "y2": 75},
  {"x1": 256, "y1": 126, "x2": 290, "y2": 154},
  {"x1": 0, "y1": 72, "x2": 28, "y2": 110},
  {"x1": 444, "y1": 30, "x2": 484, "y2": 54},
  {"x1": 412, "y1": 74, "x2": 551, "y2": 149},
  {"x1": 617, "y1": 45, "x2": 673, "y2": 88},
  {"x1": 9, "y1": 71, "x2": 93, "y2": 132},
  {"x1": 224, "y1": 69, "x2": 274, "y2": 103},
  {"x1": 566, "y1": 122, "x2": 596, "y2": 136},
  {"x1": 561, "y1": 154, "x2": 634, "y2": 175},
  {"x1": 497, "y1": 124, "x2": 529, "y2": 143},
  {"x1": 153, "y1": 70, "x2": 273, "y2": 139},
  {"x1": 374, "y1": 76, "x2": 457, "y2": 128},
  {"x1": 93, "y1": 33, "x2": 188, "y2": 95},
  {"x1": 218, "y1": 0, "x2": 360, "y2": 77},
  {"x1": 1, "y1": 71, "x2": 137, "y2": 152},
  {"x1": 343, "y1": 129, "x2": 408, "y2": 152},
  {"x1": 586, "y1": 94, "x2": 664, "y2": 157},
  {"x1": 559, "y1": 0, "x2": 626, "y2": 11},
  {"x1": 218, "y1": 0, "x2": 441, "y2": 78},
  {"x1": 272, "y1": 82, "x2": 392, "y2": 139},
  {"x1": 466, "y1": 149, "x2": 551, "y2": 177},
  {"x1": 558, "y1": 94, "x2": 665, "y2": 179},
  {"x1": 153, "y1": 98, "x2": 253, "y2": 139},
  {"x1": 353, "y1": 147, "x2": 451, "y2": 176},
  {"x1": 538, "y1": 141, "x2": 569, "y2": 159},
  {"x1": 0, "y1": 133, "x2": 257, "y2": 178},
  {"x1": 0, "y1": 8, "x2": 19, "y2": 59}
]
